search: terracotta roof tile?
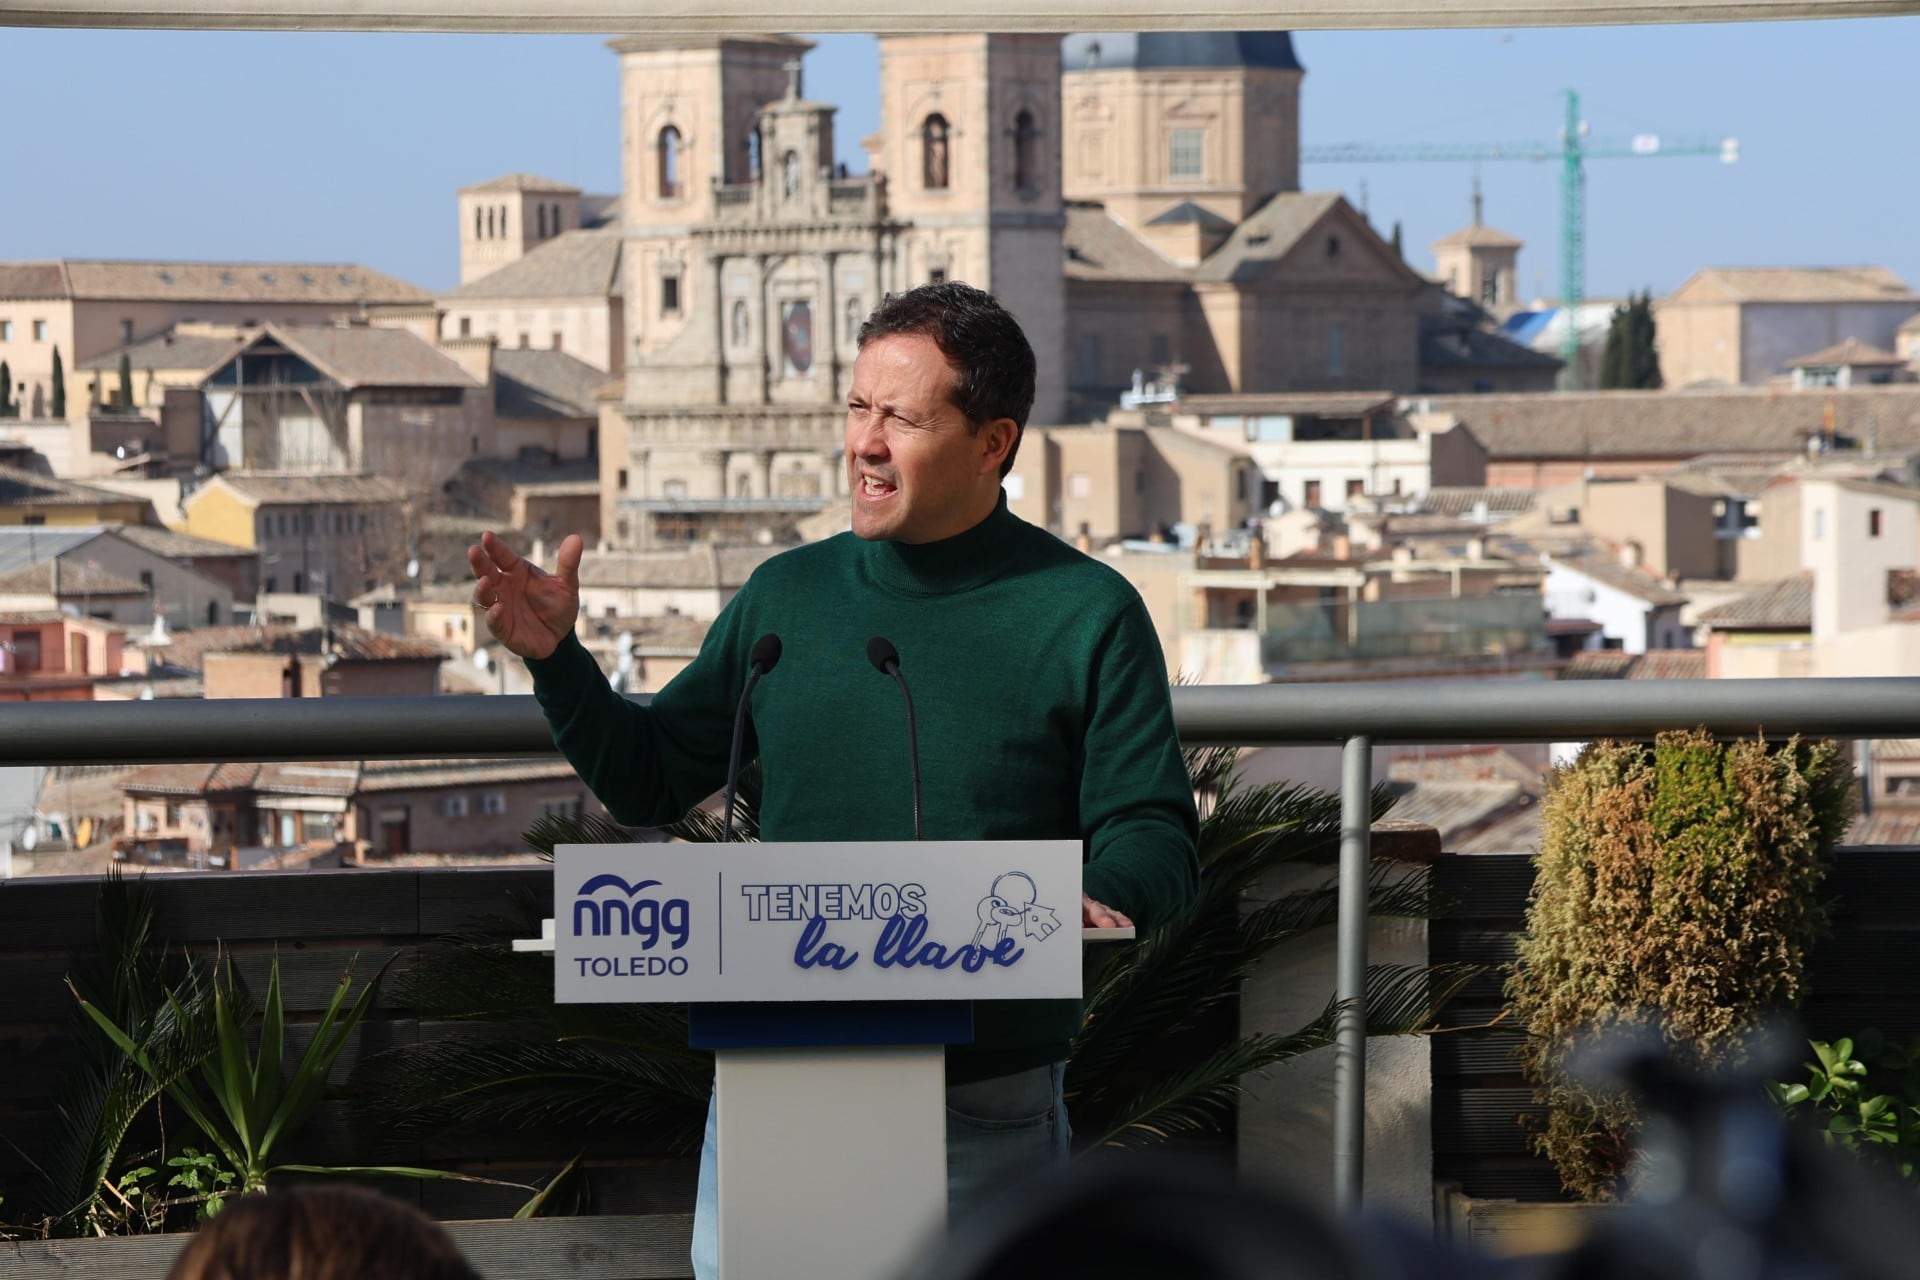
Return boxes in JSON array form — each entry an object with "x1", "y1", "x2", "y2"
[
  {"x1": 255, "y1": 325, "x2": 480, "y2": 391},
  {"x1": 1422, "y1": 487, "x2": 1541, "y2": 518},
  {"x1": 1668, "y1": 266, "x2": 1918, "y2": 306},
  {"x1": 1195, "y1": 192, "x2": 1352, "y2": 285},
  {"x1": 576, "y1": 544, "x2": 779, "y2": 591},
  {"x1": 0, "y1": 262, "x2": 69, "y2": 301},
  {"x1": 1788, "y1": 338, "x2": 1908, "y2": 368},
  {"x1": 1562, "y1": 649, "x2": 1706, "y2": 680},
  {"x1": 1545, "y1": 545, "x2": 1688, "y2": 606},
  {"x1": 205, "y1": 472, "x2": 408, "y2": 507},
  {"x1": 4, "y1": 259, "x2": 428, "y2": 305},
  {"x1": 0, "y1": 558, "x2": 148, "y2": 597},
  {"x1": 0, "y1": 466, "x2": 154, "y2": 509},
  {"x1": 1063, "y1": 204, "x2": 1187, "y2": 283},
  {"x1": 492, "y1": 347, "x2": 613, "y2": 419},
  {"x1": 1432, "y1": 223, "x2": 1523, "y2": 250},
  {"x1": 1424, "y1": 385, "x2": 1920, "y2": 461},
  {"x1": 356, "y1": 757, "x2": 580, "y2": 791},
  {"x1": 458, "y1": 173, "x2": 583, "y2": 195},
  {"x1": 441, "y1": 229, "x2": 622, "y2": 302},
  {"x1": 111, "y1": 523, "x2": 256, "y2": 560},
  {"x1": 78, "y1": 329, "x2": 251, "y2": 374},
  {"x1": 1697, "y1": 574, "x2": 1814, "y2": 629},
  {"x1": 148, "y1": 623, "x2": 446, "y2": 672}
]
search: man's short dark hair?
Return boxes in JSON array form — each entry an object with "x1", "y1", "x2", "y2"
[{"x1": 857, "y1": 282, "x2": 1036, "y2": 476}]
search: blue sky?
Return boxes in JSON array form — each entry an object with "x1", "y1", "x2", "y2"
[{"x1": 1, "y1": 19, "x2": 1913, "y2": 301}]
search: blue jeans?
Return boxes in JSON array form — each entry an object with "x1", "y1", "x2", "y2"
[{"x1": 691, "y1": 1062, "x2": 1069, "y2": 1279}]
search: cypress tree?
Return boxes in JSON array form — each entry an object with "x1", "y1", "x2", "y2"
[
  {"x1": 1389, "y1": 220, "x2": 1404, "y2": 260},
  {"x1": 1629, "y1": 292, "x2": 1664, "y2": 389},
  {"x1": 0, "y1": 360, "x2": 13, "y2": 418},
  {"x1": 50, "y1": 346, "x2": 66, "y2": 418},
  {"x1": 1598, "y1": 303, "x2": 1631, "y2": 389},
  {"x1": 117, "y1": 352, "x2": 134, "y2": 411},
  {"x1": 1599, "y1": 292, "x2": 1664, "y2": 390}
]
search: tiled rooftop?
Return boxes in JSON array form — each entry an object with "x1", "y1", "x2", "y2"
[
  {"x1": 1421, "y1": 385, "x2": 1920, "y2": 460},
  {"x1": 147, "y1": 623, "x2": 447, "y2": 671},
  {"x1": 207, "y1": 471, "x2": 409, "y2": 506},
  {"x1": 0, "y1": 259, "x2": 429, "y2": 305},
  {"x1": 1696, "y1": 574, "x2": 1814, "y2": 629},
  {"x1": 441, "y1": 228, "x2": 621, "y2": 302}
]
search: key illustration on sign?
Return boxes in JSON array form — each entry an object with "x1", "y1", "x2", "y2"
[{"x1": 971, "y1": 871, "x2": 1061, "y2": 949}]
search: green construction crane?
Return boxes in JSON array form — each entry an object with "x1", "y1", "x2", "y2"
[{"x1": 1303, "y1": 90, "x2": 1738, "y2": 379}]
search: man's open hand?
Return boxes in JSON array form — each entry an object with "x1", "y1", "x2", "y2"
[{"x1": 468, "y1": 531, "x2": 583, "y2": 661}]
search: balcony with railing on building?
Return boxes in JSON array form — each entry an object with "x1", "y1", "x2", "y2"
[{"x1": 1168, "y1": 525, "x2": 1551, "y2": 682}]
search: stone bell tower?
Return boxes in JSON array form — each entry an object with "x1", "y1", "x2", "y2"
[{"x1": 876, "y1": 34, "x2": 1067, "y2": 425}]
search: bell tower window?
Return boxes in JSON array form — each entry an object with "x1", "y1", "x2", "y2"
[
  {"x1": 1012, "y1": 109, "x2": 1039, "y2": 192},
  {"x1": 658, "y1": 125, "x2": 683, "y2": 200},
  {"x1": 922, "y1": 114, "x2": 951, "y2": 191}
]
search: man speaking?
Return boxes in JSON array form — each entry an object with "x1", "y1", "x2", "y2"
[{"x1": 469, "y1": 282, "x2": 1198, "y2": 1276}]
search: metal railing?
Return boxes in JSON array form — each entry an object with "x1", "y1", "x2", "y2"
[{"x1": 7, "y1": 675, "x2": 1920, "y2": 1212}]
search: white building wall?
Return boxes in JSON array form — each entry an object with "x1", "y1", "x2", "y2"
[
  {"x1": 1175, "y1": 425, "x2": 1432, "y2": 514},
  {"x1": 1801, "y1": 481, "x2": 1916, "y2": 639},
  {"x1": 1542, "y1": 561, "x2": 1654, "y2": 653}
]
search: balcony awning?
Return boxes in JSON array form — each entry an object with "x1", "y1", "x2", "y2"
[{"x1": 4, "y1": 0, "x2": 1911, "y2": 33}]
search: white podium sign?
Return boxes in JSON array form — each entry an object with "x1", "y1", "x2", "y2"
[{"x1": 554, "y1": 839, "x2": 1083, "y2": 1004}]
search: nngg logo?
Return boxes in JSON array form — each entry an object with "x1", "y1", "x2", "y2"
[{"x1": 572, "y1": 874, "x2": 690, "y2": 950}]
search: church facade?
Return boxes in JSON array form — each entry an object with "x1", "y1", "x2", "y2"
[{"x1": 450, "y1": 32, "x2": 1437, "y2": 549}]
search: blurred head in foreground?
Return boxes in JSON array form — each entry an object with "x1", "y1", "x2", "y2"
[{"x1": 166, "y1": 1184, "x2": 483, "y2": 1280}]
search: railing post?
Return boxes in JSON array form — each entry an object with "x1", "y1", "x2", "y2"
[{"x1": 1333, "y1": 733, "x2": 1371, "y2": 1213}]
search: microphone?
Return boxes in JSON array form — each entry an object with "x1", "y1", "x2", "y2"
[
  {"x1": 866, "y1": 636, "x2": 922, "y2": 841},
  {"x1": 722, "y1": 633, "x2": 782, "y2": 842}
]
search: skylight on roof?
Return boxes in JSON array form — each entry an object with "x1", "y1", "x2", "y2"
[
  {"x1": 157, "y1": 270, "x2": 174, "y2": 283},
  {"x1": 261, "y1": 272, "x2": 276, "y2": 284},
  {"x1": 219, "y1": 271, "x2": 235, "y2": 285}
]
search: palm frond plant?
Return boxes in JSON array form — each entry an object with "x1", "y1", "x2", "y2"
[
  {"x1": 1066, "y1": 747, "x2": 1478, "y2": 1149},
  {"x1": 356, "y1": 750, "x2": 1477, "y2": 1161},
  {"x1": 9, "y1": 871, "x2": 220, "y2": 1237},
  {"x1": 347, "y1": 772, "x2": 758, "y2": 1160}
]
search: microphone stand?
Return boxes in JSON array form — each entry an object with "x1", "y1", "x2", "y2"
[
  {"x1": 867, "y1": 637, "x2": 922, "y2": 842},
  {"x1": 723, "y1": 635, "x2": 783, "y2": 842}
]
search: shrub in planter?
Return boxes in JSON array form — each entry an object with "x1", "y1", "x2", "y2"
[{"x1": 1505, "y1": 730, "x2": 1852, "y2": 1201}]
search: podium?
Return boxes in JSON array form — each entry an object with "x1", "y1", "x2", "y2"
[{"x1": 527, "y1": 839, "x2": 1128, "y2": 1279}]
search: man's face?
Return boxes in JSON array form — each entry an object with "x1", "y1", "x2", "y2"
[{"x1": 845, "y1": 332, "x2": 1012, "y2": 544}]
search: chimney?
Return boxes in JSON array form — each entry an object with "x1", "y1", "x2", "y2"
[
  {"x1": 1248, "y1": 535, "x2": 1266, "y2": 569},
  {"x1": 1331, "y1": 533, "x2": 1352, "y2": 561},
  {"x1": 1466, "y1": 536, "x2": 1486, "y2": 561},
  {"x1": 1619, "y1": 539, "x2": 1644, "y2": 571},
  {"x1": 439, "y1": 334, "x2": 497, "y2": 388}
]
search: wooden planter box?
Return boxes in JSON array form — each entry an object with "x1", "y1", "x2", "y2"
[
  {"x1": 1436, "y1": 1183, "x2": 1619, "y2": 1258},
  {"x1": 0, "y1": 1213, "x2": 694, "y2": 1280}
]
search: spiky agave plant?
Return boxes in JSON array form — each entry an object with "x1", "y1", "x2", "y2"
[{"x1": 356, "y1": 753, "x2": 1474, "y2": 1160}]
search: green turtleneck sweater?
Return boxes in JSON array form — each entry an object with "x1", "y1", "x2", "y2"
[{"x1": 526, "y1": 497, "x2": 1199, "y2": 1082}]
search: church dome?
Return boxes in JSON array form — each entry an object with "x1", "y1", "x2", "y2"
[{"x1": 1060, "y1": 32, "x2": 1304, "y2": 74}]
